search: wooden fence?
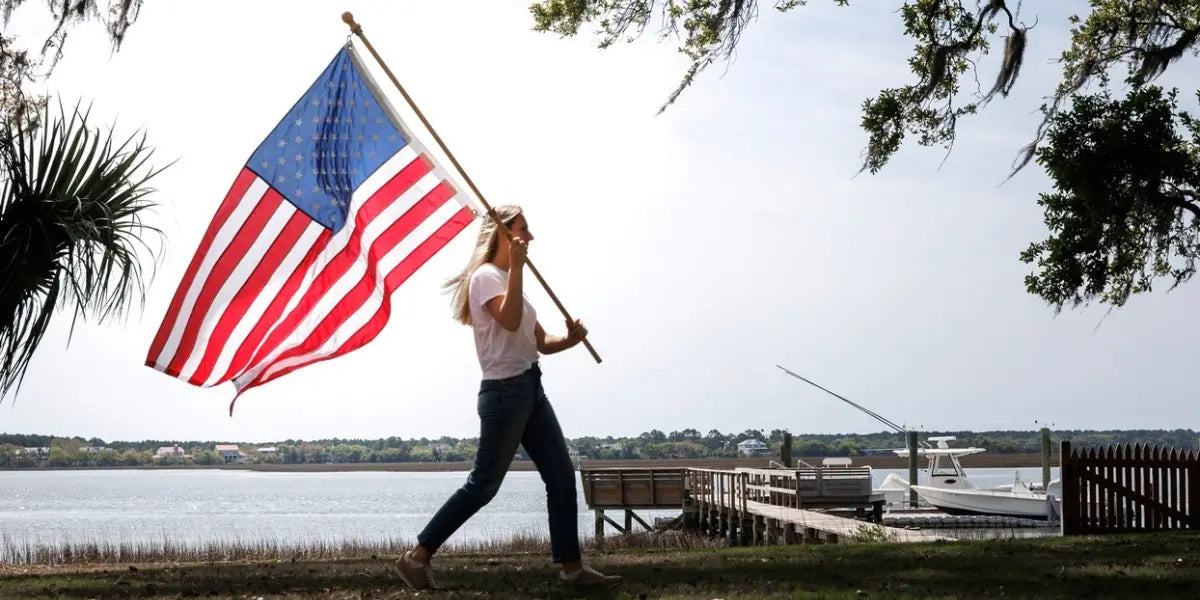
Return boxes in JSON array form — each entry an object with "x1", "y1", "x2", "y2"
[{"x1": 1060, "y1": 441, "x2": 1200, "y2": 535}]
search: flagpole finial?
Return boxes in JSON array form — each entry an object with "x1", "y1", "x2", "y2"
[{"x1": 342, "y1": 12, "x2": 361, "y2": 34}]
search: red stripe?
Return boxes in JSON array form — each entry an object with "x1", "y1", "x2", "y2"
[
  {"x1": 164, "y1": 188, "x2": 283, "y2": 377},
  {"x1": 186, "y1": 209, "x2": 313, "y2": 386},
  {"x1": 246, "y1": 181, "x2": 455, "y2": 385},
  {"x1": 146, "y1": 169, "x2": 257, "y2": 371},
  {"x1": 245, "y1": 205, "x2": 475, "y2": 390},
  {"x1": 217, "y1": 230, "x2": 332, "y2": 384},
  {"x1": 239, "y1": 155, "x2": 434, "y2": 373}
]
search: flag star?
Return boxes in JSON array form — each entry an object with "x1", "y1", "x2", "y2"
[
  {"x1": 277, "y1": 139, "x2": 287, "y2": 148},
  {"x1": 363, "y1": 100, "x2": 371, "y2": 107},
  {"x1": 329, "y1": 198, "x2": 339, "y2": 207},
  {"x1": 375, "y1": 117, "x2": 384, "y2": 124},
  {"x1": 260, "y1": 161, "x2": 269, "y2": 169},
  {"x1": 295, "y1": 154, "x2": 303, "y2": 162},
  {"x1": 312, "y1": 116, "x2": 321, "y2": 124},
  {"x1": 367, "y1": 151, "x2": 375, "y2": 159},
  {"x1": 276, "y1": 175, "x2": 286, "y2": 183},
  {"x1": 312, "y1": 202, "x2": 320, "y2": 211},
  {"x1": 294, "y1": 118, "x2": 304, "y2": 128},
  {"x1": 371, "y1": 133, "x2": 380, "y2": 140},
  {"x1": 356, "y1": 134, "x2": 365, "y2": 141},
  {"x1": 311, "y1": 134, "x2": 319, "y2": 141},
  {"x1": 353, "y1": 151, "x2": 361, "y2": 159},
  {"x1": 336, "y1": 99, "x2": 343, "y2": 106},
  {"x1": 278, "y1": 157, "x2": 287, "y2": 165},
  {"x1": 340, "y1": 168, "x2": 348, "y2": 175},
  {"x1": 311, "y1": 168, "x2": 319, "y2": 176},
  {"x1": 389, "y1": 134, "x2": 397, "y2": 141},
  {"x1": 295, "y1": 136, "x2": 304, "y2": 144},
  {"x1": 311, "y1": 151, "x2": 319, "y2": 158},
  {"x1": 351, "y1": 82, "x2": 359, "y2": 89},
  {"x1": 295, "y1": 171, "x2": 303, "y2": 180},
  {"x1": 359, "y1": 117, "x2": 367, "y2": 124},
  {"x1": 311, "y1": 99, "x2": 320, "y2": 106},
  {"x1": 296, "y1": 189, "x2": 303, "y2": 198}
]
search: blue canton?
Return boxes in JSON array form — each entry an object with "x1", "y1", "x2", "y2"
[{"x1": 247, "y1": 46, "x2": 408, "y2": 233}]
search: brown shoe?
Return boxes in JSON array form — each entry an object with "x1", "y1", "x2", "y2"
[
  {"x1": 559, "y1": 565, "x2": 622, "y2": 589},
  {"x1": 389, "y1": 550, "x2": 435, "y2": 590}
]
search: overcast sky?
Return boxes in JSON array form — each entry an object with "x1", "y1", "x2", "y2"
[{"x1": 2, "y1": 1, "x2": 1197, "y2": 444}]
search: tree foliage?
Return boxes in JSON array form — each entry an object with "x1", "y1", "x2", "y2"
[
  {"x1": 530, "y1": 0, "x2": 1200, "y2": 310},
  {"x1": 0, "y1": 1, "x2": 155, "y2": 402}
]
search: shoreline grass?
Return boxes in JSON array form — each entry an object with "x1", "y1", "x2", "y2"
[
  {"x1": 1, "y1": 529, "x2": 721, "y2": 567},
  {"x1": 0, "y1": 532, "x2": 1196, "y2": 599}
]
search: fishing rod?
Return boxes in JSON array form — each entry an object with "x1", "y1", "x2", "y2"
[{"x1": 775, "y1": 364, "x2": 908, "y2": 435}]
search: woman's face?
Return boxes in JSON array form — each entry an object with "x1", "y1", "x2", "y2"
[{"x1": 509, "y1": 215, "x2": 534, "y2": 243}]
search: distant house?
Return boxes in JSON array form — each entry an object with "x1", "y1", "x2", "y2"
[
  {"x1": 214, "y1": 444, "x2": 247, "y2": 463},
  {"x1": 155, "y1": 445, "x2": 186, "y2": 459},
  {"x1": 737, "y1": 439, "x2": 770, "y2": 457},
  {"x1": 19, "y1": 447, "x2": 49, "y2": 458},
  {"x1": 256, "y1": 447, "x2": 278, "y2": 454},
  {"x1": 80, "y1": 446, "x2": 107, "y2": 454}
]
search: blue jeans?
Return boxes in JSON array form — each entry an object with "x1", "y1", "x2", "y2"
[{"x1": 417, "y1": 363, "x2": 581, "y2": 563}]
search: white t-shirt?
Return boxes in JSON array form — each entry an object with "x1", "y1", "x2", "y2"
[{"x1": 468, "y1": 263, "x2": 538, "y2": 380}]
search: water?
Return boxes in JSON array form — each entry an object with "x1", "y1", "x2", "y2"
[{"x1": 0, "y1": 466, "x2": 1059, "y2": 558}]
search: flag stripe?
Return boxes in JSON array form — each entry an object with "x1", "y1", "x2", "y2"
[
  {"x1": 247, "y1": 202, "x2": 474, "y2": 389},
  {"x1": 146, "y1": 169, "x2": 258, "y2": 369},
  {"x1": 185, "y1": 209, "x2": 319, "y2": 386},
  {"x1": 215, "y1": 228, "x2": 333, "y2": 385},
  {"x1": 237, "y1": 155, "x2": 435, "y2": 377},
  {"x1": 164, "y1": 186, "x2": 283, "y2": 377},
  {"x1": 155, "y1": 178, "x2": 273, "y2": 373},
  {"x1": 178, "y1": 195, "x2": 302, "y2": 382}
]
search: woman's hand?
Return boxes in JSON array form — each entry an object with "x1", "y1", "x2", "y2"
[
  {"x1": 508, "y1": 237, "x2": 527, "y2": 269},
  {"x1": 565, "y1": 318, "x2": 588, "y2": 345}
]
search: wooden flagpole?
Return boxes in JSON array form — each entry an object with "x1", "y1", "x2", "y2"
[{"x1": 341, "y1": 11, "x2": 601, "y2": 364}]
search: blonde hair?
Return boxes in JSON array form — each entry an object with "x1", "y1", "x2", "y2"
[{"x1": 444, "y1": 204, "x2": 523, "y2": 325}]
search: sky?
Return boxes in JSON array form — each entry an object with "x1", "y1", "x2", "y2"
[{"x1": 2, "y1": 1, "x2": 1197, "y2": 444}]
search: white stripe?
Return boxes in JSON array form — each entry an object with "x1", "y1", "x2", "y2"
[
  {"x1": 154, "y1": 178, "x2": 270, "y2": 369},
  {"x1": 232, "y1": 153, "x2": 439, "y2": 389},
  {"x1": 198, "y1": 222, "x2": 325, "y2": 387},
  {"x1": 176, "y1": 201, "x2": 299, "y2": 382},
  {"x1": 255, "y1": 198, "x2": 466, "y2": 383}
]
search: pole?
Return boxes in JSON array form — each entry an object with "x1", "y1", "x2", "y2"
[
  {"x1": 907, "y1": 430, "x2": 919, "y2": 508},
  {"x1": 1041, "y1": 426, "x2": 1051, "y2": 491},
  {"x1": 341, "y1": 12, "x2": 601, "y2": 363}
]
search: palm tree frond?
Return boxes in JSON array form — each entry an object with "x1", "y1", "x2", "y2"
[{"x1": 0, "y1": 98, "x2": 165, "y2": 403}]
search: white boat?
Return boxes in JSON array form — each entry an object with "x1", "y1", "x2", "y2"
[{"x1": 892, "y1": 436, "x2": 1061, "y2": 520}]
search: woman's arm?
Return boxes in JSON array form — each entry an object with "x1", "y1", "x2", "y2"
[
  {"x1": 483, "y1": 239, "x2": 527, "y2": 331},
  {"x1": 536, "y1": 319, "x2": 588, "y2": 354}
]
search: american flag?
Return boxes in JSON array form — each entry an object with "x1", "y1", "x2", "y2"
[{"x1": 146, "y1": 43, "x2": 476, "y2": 407}]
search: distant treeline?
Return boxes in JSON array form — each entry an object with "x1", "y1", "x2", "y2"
[{"x1": 1, "y1": 428, "x2": 1196, "y2": 468}]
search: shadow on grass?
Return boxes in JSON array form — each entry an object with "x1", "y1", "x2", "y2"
[{"x1": 2, "y1": 533, "x2": 1198, "y2": 599}]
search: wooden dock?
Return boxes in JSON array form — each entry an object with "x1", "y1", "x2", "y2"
[{"x1": 580, "y1": 465, "x2": 945, "y2": 544}]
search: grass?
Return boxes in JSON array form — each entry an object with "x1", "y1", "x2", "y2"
[
  {"x1": 0, "y1": 530, "x2": 720, "y2": 566},
  {"x1": 1, "y1": 531, "x2": 1198, "y2": 599}
]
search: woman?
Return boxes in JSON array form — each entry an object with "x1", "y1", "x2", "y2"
[{"x1": 392, "y1": 205, "x2": 622, "y2": 590}]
